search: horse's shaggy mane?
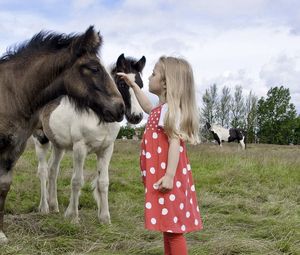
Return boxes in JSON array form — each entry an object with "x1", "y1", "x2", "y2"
[
  {"x1": 0, "y1": 26, "x2": 101, "y2": 63},
  {"x1": 0, "y1": 31, "x2": 76, "y2": 62}
]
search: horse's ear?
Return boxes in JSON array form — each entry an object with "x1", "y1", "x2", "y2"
[
  {"x1": 116, "y1": 53, "x2": 126, "y2": 69},
  {"x1": 72, "y1": 26, "x2": 102, "y2": 56},
  {"x1": 134, "y1": 56, "x2": 146, "y2": 72}
]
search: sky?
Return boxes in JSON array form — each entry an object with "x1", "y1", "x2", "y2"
[{"x1": 1, "y1": 0, "x2": 300, "y2": 125}]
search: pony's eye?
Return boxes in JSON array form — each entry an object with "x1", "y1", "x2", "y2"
[{"x1": 89, "y1": 66, "x2": 99, "y2": 73}]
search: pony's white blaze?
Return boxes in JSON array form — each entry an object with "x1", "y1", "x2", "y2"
[{"x1": 129, "y1": 87, "x2": 143, "y2": 116}]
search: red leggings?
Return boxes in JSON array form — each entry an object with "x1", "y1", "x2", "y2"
[{"x1": 163, "y1": 232, "x2": 188, "y2": 255}]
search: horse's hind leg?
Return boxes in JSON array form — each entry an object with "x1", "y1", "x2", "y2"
[
  {"x1": 33, "y1": 136, "x2": 51, "y2": 213},
  {"x1": 65, "y1": 141, "x2": 87, "y2": 223},
  {"x1": 0, "y1": 161, "x2": 13, "y2": 244},
  {"x1": 93, "y1": 144, "x2": 114, "y2": 224},
  {"x1": 48, "y1": 146, "x2": 64, "y2": 212}
]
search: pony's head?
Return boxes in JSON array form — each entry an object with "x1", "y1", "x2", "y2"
[
  {"x1": 111, "y1": 53, "x2": 145, "y2": 124},
  {"x1": 63, "y1": 27, "x2": 124, "y2": 122}
]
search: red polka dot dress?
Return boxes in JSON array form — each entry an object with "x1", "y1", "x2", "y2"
[{"x1": 140, "y1": 104, "x2": 203, "y2": 233}]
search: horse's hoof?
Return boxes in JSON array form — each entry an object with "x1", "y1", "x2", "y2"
[
  {"x1": 38, "y1": 205, "x2": 49, "y2": 214},
  {"x1": 99, "y1": 215, "x2": 111, "y2": 224},
  {"x1": 0, "y1": 232, "x2": 8, "y2": 244}
]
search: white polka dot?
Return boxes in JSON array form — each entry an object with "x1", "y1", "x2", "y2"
[
  {"x1": 185, "y1": 190, "x2": 188, "y2": 196},
  {"x1": 181, "y1": 225, "x2": 186, "y2": 231},
  {"x1": 195, "y1": 219, "x2": 199, "y2": 226},
  {"x1": 152, "y1": 132, "x2": 158, "y2": 139},
  {"x1": 167, "y1": 230, "x2": 173, "y2": 233},
  {"x1": 158, "y1": 197, "x2": 164, "y2": 205},
  {"x1": 145, "y1": 188, "x2": 147, "y2": 193},
  {"x1": 142, "y1": 150, "x2": 145, "y2": 155},
  {"x1": 153, "y1": 184, "x2": 159, "y2": 190},
  {"x1": 169, "y1": 194, "x2": 176, "y2": 201},
  {"x1": 173, "y1": 217, "x2": 178, "y2": 223},
  {"x1": 190, "y1": 198, "x2": 193, "y2": 204},
  {"x1": 196, "y1": 206, "x2": 199, "y2": 212},
  {"x1": 161, "y1": 162, "x2": 166, "y2": 169},
  {"x1": 182, "y1": 168, "x2": 187, "y2": 175},
  {"x1": 157, "y1": 147, "x2": 162, "y2": 153},
  {"x1": 180, "y1": 203, "x2": 184, "y2": 210},
  {"x1": 179, "y1": 146, "x2": 183, "y2": 152},
  {"x1": 145, "y1": 202, "x2": 152, "y2": 209},
  {"x1": 176, "y1": 181, "x2": 182, "y2": 188},
  {"x1": 186, "y1": 211, "x2": 190, "y2": 218},
  {"x1": 162, "y1": 208, "x2": 168, "y2": 215},
  {"x1": 151, "y1": 218, "x2": 156, "y2": 225},
  {"x1": 145, "y1": 139, "x2": 147, "y2": 144},
  {"x1": 191, "y1": 185, "x2": 195, "y2": 192},
  {"x1": 150, "y1": 167, "x2": 155, "y2": 174},
  {"x1": 142, "y1": 170, "x2": 146, "y2": 176},
  {"x1": 146, "y1": 152, "x2": 151, "y2": 159},
  {"x1": 187, "y1": 164, "x2": 191, "y2": 171}
]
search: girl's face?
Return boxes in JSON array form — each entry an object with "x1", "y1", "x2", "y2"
[{"x1": 148, "y1": 63, "x2": 164, "y2": 96}]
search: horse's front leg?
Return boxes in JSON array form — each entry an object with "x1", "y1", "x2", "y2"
[
  {"x1": 33, "y1": 137, "x2": 51, "y2": 213},
  {"x1": 93, "y1": 144, "x2": 114, "y2": 224},
  {"x1": 65, "y1": 141, "x2": 87, "y2": 224},
  {"x1": 48, "y1": 146, "x2": 64, "y2": 212},
  {"x1": 0, "y1": 160, "x2": 13, "y2": 244}
]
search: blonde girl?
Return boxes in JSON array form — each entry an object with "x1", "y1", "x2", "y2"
[{"x1": 118, "y1": 56, "x2": 202, "y2": 255}]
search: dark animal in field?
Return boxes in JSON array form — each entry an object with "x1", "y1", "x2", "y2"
[
  {"x1": 32, "y1": 54, "x2": 145, "y2": 224},
  {"x1": 205, "y1": 122, "x2": 246, "y2": 149},
  {"x1": 0, "y1": 26, "x2": 124, "y2": 243}
]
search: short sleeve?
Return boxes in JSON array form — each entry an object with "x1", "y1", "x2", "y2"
[
  {"x1": 158, "y1": 103, "x2": 180, "y2": 129},
  {"x1": 158, "y1": 104, "x2": 168, "y2": 127}
]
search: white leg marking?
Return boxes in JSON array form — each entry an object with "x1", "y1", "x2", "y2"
[
  {"x1": 33, "y1": 137, "x2": 50, "y2": 213},
  {"x1": 48, "y1": 146, "x2": 64, "y2": 212},
  {"x1": 93, "y1": 144, "x2": 114, "y2": 224},
  {"x1": 65, "y1": 141, "x2": 87, "y2": 223}
]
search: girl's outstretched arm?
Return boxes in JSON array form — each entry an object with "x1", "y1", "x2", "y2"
[{"x1": 117, "y1": 72, "x2": 153, "y2": 114}]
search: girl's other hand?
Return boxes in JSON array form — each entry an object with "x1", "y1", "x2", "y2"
[
  {"x1": 116, "y1": 72, "x2": 136, "y2": 87},
  {"x1": 155, "y1": 174, "x2": 174, "y2": 193}
]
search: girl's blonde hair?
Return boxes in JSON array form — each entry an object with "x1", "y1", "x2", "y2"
[{"x1": 157, "y1": 56, "x2": 200, "y2": 144}]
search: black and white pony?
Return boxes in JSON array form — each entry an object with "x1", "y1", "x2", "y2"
[
  {"x1": 205, "y1": 122, "x2": 246, "y2": 149},
  {"x1": 32, "y1": 54, "x2": 145, "y2": 224}
]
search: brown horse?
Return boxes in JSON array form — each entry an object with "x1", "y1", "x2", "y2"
[{"x1": 0, "y1": 26, "x2": 124, "y2": 243}]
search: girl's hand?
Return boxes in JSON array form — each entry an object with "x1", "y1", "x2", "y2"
[
  {"x1": 116, "y1": 72, "x2": 136, "y2": 88},
  {"x1": 154, "y1": 174, "x2": 174, "y2": 193}
]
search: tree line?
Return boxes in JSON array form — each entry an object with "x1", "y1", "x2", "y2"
[{"x1": 201, "y1": 85, "x2": 300, "y2": 145}]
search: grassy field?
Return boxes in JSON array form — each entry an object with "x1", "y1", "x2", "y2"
[{"x1": 1, "y1": 140, "x2": 299, "y2": 255}]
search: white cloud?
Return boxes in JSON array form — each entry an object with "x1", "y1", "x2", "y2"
[{"x1": 0, "y1": 0, "x2": 300, "y2": 115}]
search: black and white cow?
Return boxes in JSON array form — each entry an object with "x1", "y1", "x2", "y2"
[{"x1": 205, "y1": 123, "x2": 246, "y2": 149}]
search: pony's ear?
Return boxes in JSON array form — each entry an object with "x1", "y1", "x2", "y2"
[
  {"x1": 72, "y1": 26, "x2": 102, "y2": 56},
  {"x1": 134, "y1": 56, "x2": 146, "y2": 72},
  {"x1": 116, "y1": 53, "x2": 126, "y2": 69}
]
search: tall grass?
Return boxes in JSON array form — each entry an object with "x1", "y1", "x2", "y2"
[{"x1": 1, "y1": 140, "x2": 299, "y2": 254}]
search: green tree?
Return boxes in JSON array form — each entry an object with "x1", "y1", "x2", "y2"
[
  {"x1": 245, "y1": 91, "x2": 258, "y2": 143},
  {"x1": 217, "y1": 86, "x2": 231, "y2": 128},
  {"x1": 201, "y1": 84, "x2": 218, "y2": 124},
  {"x1": 230, "y1": 86, "x2": 245, "y2": 128},
  {"x1": 117, "y1": 125, "x2": 135, "y2": 139},
  {"x1": 257, "y1": 86, "x2": 297, "y2": 144}
]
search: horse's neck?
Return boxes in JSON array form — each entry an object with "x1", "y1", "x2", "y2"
[{"x1": 19, "y1": 53, "x2": 69, "y2": 114}]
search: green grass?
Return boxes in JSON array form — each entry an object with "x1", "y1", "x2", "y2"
[{"x1": 1, "y1": 140, "x2": 299, "y2": 254}]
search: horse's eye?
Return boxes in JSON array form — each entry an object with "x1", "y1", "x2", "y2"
[{"x1": 89, "y1": 66, "x2": 99, "y2": 73}]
